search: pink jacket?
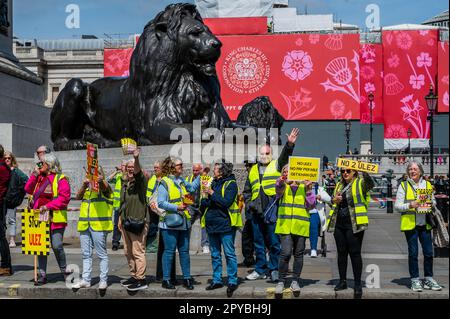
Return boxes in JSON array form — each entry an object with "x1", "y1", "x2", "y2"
[
  {"x1": 25, "y1": 173, "x2": 71, "y2": 211},
  {"x1": 275, "y1": 177, "x2": 316, "y2": 209}
]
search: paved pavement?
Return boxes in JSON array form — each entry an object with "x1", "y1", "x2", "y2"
[{"x1": 0, "y1": 209, "x2": 448, "y2": 299}]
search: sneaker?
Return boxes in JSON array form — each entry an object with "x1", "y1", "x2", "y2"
[
  {"x1": 423, "y1": 278, "x2": 442, "y2": 291},
  {"x1": 99, "y1": 281, "x2": 108, "y2": 290},
  {"x1": 246, "y1": 270, "x2": 267, "y2": 281},
  {"x1": 9, "y1": 240, "x2": 16, "y2": 248},
  {"x1": 310, "y1": 250, "x2": 317, "y2": 258},
  {"x1": 290, "y1": 280, "x2": 301, "y2": 293},
  {"x1": 112, "y1": 244, "x2": 119, "y2": 251},
  {"x1": 72, "y1": 280, "x2": 91, "y2": 289},
  {"x1": 127, "y1": 279, "x2": 148, "y2": 291},
  {"x1": 411, "y1": 279, "x2": 423, "y2": 292},
  {"x1": 270, "y1": 270, "x2": 279, "y2": 282},
  {"x1": 121, "y1": 277, "x2": 138, "y2": 287},
  {"x1": 275, "y1": 282, "x2": 284, "y2": 295},
  {"x1": 202, "y1": 246, "x2": 210, "y2": 254}
]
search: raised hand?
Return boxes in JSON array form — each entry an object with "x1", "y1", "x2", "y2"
[{"x1": 286, "y1": 128, "x2": 300, "y2": 145}]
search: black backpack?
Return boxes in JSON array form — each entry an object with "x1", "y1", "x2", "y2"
[{"x1": 5, "y1": 168, "x2": 29, "y2": 209}]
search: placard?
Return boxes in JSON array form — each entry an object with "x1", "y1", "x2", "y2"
[
  {"x1": 21, "y1": 209, "x2": 50, "y2": 256},
  {"x1": 288, "y1": 156, "x2": 321, "y2": 182},
  {"x1": 336, "y1": 158, "x2": 379, "y2": 174}
]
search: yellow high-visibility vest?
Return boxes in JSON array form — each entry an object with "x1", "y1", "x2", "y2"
[
  {"x1": 78, "y1": 189, "x2": 113, "y2": 232},
  {"x1": 146, "y1": 175, "x2": 158, "y2": 199},
  {"x1": 400, "y1": 180, "x2": 433, "y2": 231},
  {"x1": 327, "y1": 178, "x2": 370, "y2": 230},
  {"x1": 51, "y1": 174, "x2": 68, "y2": 223},
  {"x1": 112, "y1": 173, "x2": 122, "y2": 209},
  {"x1": 248, "y1": 160, "x2": 280, "y2": 200},
  {"x1": 159, "y1": 176, "x2": 191, "y2": 221},
  {"x1": 275, "y1": 183, "x2": 310, "y2": 236},
  {"x1": 201, "y1": 180, "x2": 243, "y2": 228}
]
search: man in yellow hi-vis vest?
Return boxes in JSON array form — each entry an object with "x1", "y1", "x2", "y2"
[
  {"x1": 242, "y1": 128, "x2": 299, "y2": 282},
  {"x1": 146, "y1": 160, "x2": 162, "y2": 254},
  {"x1": 107, "y1": 160, "x2": 127, "y2": 251},
  {"x1": 73, "y1": 167, "x2": 113, "y2": 290}
]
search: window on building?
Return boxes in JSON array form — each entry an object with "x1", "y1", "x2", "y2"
[{"x1": 51, "y1": 86, "x2": 60, "y2": 103}]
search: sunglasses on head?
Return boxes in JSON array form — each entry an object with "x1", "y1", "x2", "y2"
[
  {"x1": 341, "y1": 169, "x2": 353, "y2": 174},
  {"x1": 175, "y1": 163, "x2": 183, "y2": 167}
]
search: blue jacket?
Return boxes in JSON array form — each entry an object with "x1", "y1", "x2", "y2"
[{"x1": 200, "y1": 174, "x2": 238, "y2": 234}]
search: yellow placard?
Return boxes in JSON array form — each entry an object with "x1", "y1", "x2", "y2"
[
  {"x1": 21, "y1": 209, "x2": 50, "y2": 256},
  {"x1": 336, "y1": 158, "x2": 379, "y2": 174},
  {"x1": 416, "y1": 189, "x2": 433, "y2": 214},
  {"x1": 120, "y1": 138, "x2": 137, "y2": 155},
  {"x1": 288, "y1": 156, "x2": 321, "y2": 182},
  {"x1": 200, "y1": 175, "x2": 213, "y2": 199}
]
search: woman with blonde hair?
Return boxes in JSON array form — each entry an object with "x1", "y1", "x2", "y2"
[
  {"x1": 3, "y1": 151, "x2": 28, "y2": 247},
  {"x1": 24, "y1": 152, "x2": 71, "y2": 285}
]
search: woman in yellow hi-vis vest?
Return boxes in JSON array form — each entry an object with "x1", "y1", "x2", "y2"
[
  {"x1": 157, "y1": 157, "x2": 200, "y2": 290},
  {"x1": 108, "y1": 160, "x2": 127, "y2": 251},
  {"x1": 24, "y1": 152, "x2": 71, "y2": 286},
  {"x1": 200, "y1": 160, "x2": 241, "y2": 297},
  {"x1": 327, "y1": 168, "x2": 373, "y2": 299},
  {"x1": 73, "y1": 167, "x2": 113, "y2": 290},
  {"x1": 394, "y1": 161, "x2": 442, "y2": 292},
  {"x1": 274, "y1": 164, "x2": 315, "y2": 296}
]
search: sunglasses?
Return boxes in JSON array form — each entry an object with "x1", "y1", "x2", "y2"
[
  {"x1": 341, "y1": 169, "x2": 353, "y2": 174},
  {"x1": 175, "y1": 163, "x2": 183, "y2": 167},
  {"x1": 36, "y1": 162, "x2": 44, "y2": 169},
  {"x1": 4, "y1": 157, "x2": 11, "y2": 160}
]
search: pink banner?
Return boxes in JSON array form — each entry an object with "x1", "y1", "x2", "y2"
[
  {"x1": 359, "y1": 43, "x2": 383, "y2": 124},
  {"x1": 104, "y1": 48, "x2": 133, "y2": 77},
  {"x1": 438, "y1": 41, "x2": 449, "y2": 113},
  {"x1": 382, "y1": 30, "x2": 438, "y2": 139}
]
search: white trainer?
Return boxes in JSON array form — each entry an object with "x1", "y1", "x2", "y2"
[
  {"x1": 246, "y1": 270, "x2": 267, "y2": 281},
  {"x1": 290, "y1": 280, "x2": 301, "y2": 292},
  {"x1": 275, "y1": 282, "x2": 284, "y2": 295},
  {"x1": 202, "y1": 246, "x2": 210, "y2": 254},
  {"x1": 310, "y1": 250, "x2": 317, "y2": 258},
  {"x1": 99, "y1": 281, "x2": 108, "y2": 290},
  {"x1": 72, "y1": 280, "x2": 91, "y2": 289}
]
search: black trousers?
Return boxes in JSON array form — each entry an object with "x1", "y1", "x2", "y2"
[
  {"x1": 241, "y1": 219, "x2": 255, "y2": 263},
  {"x1": 333, "y1": 225, "x2": 364, "y2": 284},
  {"x1": 0, "y1": 204, "x2": 11, "y2": 268}
]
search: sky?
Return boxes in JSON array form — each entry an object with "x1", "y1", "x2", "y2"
[{"x1": 12, "y1": 0, "x2": 449, "y2": 40}]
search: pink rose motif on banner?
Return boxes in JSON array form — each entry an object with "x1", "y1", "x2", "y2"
[
  {"x1": 384, "y1": 73, "x2": 404, "y2": 95},
  {"x1": 444, "y1": 92, "x2": 449, "y2": 107},
  {"x1": 417, "y1": 52, "x2": 432, "y2": 67},
  {"x1": 386, "y1": 124, "x2": 408, "y2": 139},
  {"x1": 387, "y1": 53, "x2": 400, "y2": 68},
  {"x1": 385, "y1": 32, "x2": 394, "y2": 45},
  {"x1": 280, "y1": 88, "x2": 317, "y2": 120},
  {"x1": 419, "y1": 30, "x2": 430, "y2": 36},
  {"x1": 442, "y1": 75, "x2": 449, "y2": 85},
  {"x1": 364, "y1": 82, "x2": 376, "y2": 93},
  {"x1": 409, "y1": 74, "x2": 425, "y2": 90},
  {"x1": 400, "y1": 94, "x2": 429, "y2": 138},
  {"x1": 309, "y1": 34, "x2": 320, "y2": 44},
  {"x1": 360, "y1": 112, "x2": 371, "y2": 124},
  {"x1": 329, "y1": 100, "x2": 345, "y2": 119},
  {"x1": 282, "y1": 50, "x2": 313, "y2": 82},
  {"x1": 427, "y1": 38, "x2": 435, "y2": 47},
  {"x1": 396, "y1": 32, "x2": 413, "y2": 50},
  {"x1": 295, "y1": 38, "x2": 304, "y2": 46},
  {"x1": 324, "y1": 34, "x2": 343, "y2": 51},
  {"x1": 360, "y1": 65, "x2": 375, "y2": 80},
  {"x1": 321, "y1": 51, "x2": 360, "y2": 103},
  {"x1": 360, "y1": 44, "x2": 376, "y2": 63}
]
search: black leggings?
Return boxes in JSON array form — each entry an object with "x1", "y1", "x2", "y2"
[{"x1": 333, "y1": 227, "x2": 364, "y2": 284}]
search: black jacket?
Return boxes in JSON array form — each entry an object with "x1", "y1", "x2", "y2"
[{"x1": 200, "y1": 174, "x2": 238, "y2": 234}]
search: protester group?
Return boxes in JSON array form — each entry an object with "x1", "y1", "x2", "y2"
[{"x1": 0, "y1": 131, "x2": 446, "y2": 298}]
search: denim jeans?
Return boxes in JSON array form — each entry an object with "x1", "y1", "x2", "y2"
[
  {"x1": 188, "y1": 206, "x2": 209, "y2": 247},
  {"x1": 405, "y1": 226, "x2": 434, "y2": 279},
  {"x1": 112, "y1": 208, "x2": 121, "y2": 246},
  {"x1": 161, "y1": 229, "x2": 191, "y2": 280},
  {"x1": 0, "y1": 205, "x2": 11, "y2": 268},
  {"x1": 309, "y1": 213, "x2": 320, "y2": 251},
  {"x1": 38, "y1": 228, "x2": 67, "y2": 277},
  {"x1": 80, "y1": 228, "x2": 109, "y2": 283},
  {"x1": 6, "y1": 208, "x2": 16, "y2": 237},
  {"x1": 251, "y1": 214, "x2": 281, "y2": 275},
  {"x1": 208, "y1": 230, "x2": 238, "y2": 285},
  {"x1": 278, "y1": 234, "x2": 306, "y2": 282}
]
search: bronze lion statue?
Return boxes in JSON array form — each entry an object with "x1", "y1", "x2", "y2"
[{"x1": 50, "y1": 3, "x2": 283, "y2": 150}]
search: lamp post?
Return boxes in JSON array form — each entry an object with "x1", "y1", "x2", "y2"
[
  {"x1": 407, "y1": 127, "x2": 412, "y2": 154},
  {"x1": 368, "y1": 92, "x2": 374, "y2": 153},
  {"x1": 425, "y1": 86, "x2": 438, "y2": 182},
  {"x1": 345, "y1": 120, "x2": 351, "y2": 154}
]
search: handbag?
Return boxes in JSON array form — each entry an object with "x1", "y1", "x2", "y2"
[
  {"x1": 123, "y1": 217, "x2": 146, "y2": 235},
  {"x1": 263, "y1": 197, "x2": 279, "y2": 224},
  {"x1": 425, "y1": 208, "x2": 438, "y2": 229},
  {"x1": 164, "y1": 212, "x2": 185, "y2": 228}
]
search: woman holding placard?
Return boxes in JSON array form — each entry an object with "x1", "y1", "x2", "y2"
[
  {"x1": 394, "y1": 161, "x2": 442, "y2": 292},
  {"x1": 327, "y1": 166, "x2": 374, "y2": 299}
]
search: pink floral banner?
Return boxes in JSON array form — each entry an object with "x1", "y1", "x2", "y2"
[
  {"x1": 359, "y1": 43, "x2": 383, "y2": 124},
  {"x1": 382, "y1": 30, "x2": 439, "y2": 139},
  {"x1": 104, "y1": 48, "x2": 133, "y2": 77},
  {"x1": 438, "y1": 41, "x2": 449, "y2": 113}
]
